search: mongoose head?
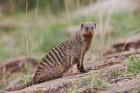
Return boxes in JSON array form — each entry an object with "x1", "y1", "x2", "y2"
[{"x1": 81, "y1": 22, "x2": 96, "y2": 37}]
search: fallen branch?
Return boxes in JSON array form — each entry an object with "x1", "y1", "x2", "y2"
[
  {"x1": 4, "y1": 73, "x2": 86, "y2": 93},
  {"x1": 91, "y1": 50, "x2": 140, "y2": 70},
  {"x1": 104, "y1": 35, "x2": 140, "y2": 55},
  {"x1": 0, "y1": 57, "x2": 38, "y2": 79},
  {"x1": 103, "y1": 50, "x2": 140, "y2": 59}
]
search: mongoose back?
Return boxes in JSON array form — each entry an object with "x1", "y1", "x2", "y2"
[{"x1": 6, "y1": 22, "x2": 96, "y2": 91}]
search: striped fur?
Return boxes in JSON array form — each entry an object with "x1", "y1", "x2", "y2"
[{"x1": 33, "y1": 37, "x2": 80, "y2": 83}]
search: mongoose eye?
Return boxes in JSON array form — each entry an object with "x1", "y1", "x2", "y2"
[{"x1": 85, "y1": 27, "x2": 89, "y2": 31}]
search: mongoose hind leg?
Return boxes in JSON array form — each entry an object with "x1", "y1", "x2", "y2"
[{"x1": 33, "y1": 66, "x2": 64, "y2": 84}]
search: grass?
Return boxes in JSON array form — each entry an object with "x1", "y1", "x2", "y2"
[
  {"x1": 111, "y1": 12, "x2": 140, "y2": 38},
  {"x1": 67, "y1": 72, "x2": 106, "y2": 93},
  {"x1": 124, "y1": 56, "x2": 140, "y2": 75},
  {"x1": 0, "y1": 17, "x2": 69, "y2": 61},
  {"x1": 110, "y1": 68, "x2": 126, "y2": 78},
  {"x1": 40, "y1": 22, "x2": 68, "y2": 51}
]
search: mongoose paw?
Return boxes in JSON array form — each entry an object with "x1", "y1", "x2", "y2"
[
  {"x1": 81, "y1": 68, "x2": 92, "y2": 73},
  {"x1": 80, "y1": 69, "x2": 90, "y2": 73},
  {"x1": 80, "y1": 70, "x2": 87, "y2": 73}
]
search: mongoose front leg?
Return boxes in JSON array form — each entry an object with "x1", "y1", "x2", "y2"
[
  {"x1": 77, "y1": 63, "x2": 86, "y2": 73},
  {"x1": 77, "y1": 53, "x2": 87, "y2": 73},
  {"x1": 77, "y1": 59, "x2": 91, "y2": 73}
]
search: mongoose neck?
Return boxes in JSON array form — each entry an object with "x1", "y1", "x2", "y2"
[
  {"x1": 81, "y1": 32, "x2": 93, "y2": 52},
  {"x1": 84, "y1": 35, "x2": 93, "y2": 49},
  {"x1": 84, "y1": 35, "x2": 93, "y2": 42}
]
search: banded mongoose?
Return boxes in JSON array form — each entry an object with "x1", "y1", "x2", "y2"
[{"x1": 6, "y1": 22, "x2": 96, "y2": 91}]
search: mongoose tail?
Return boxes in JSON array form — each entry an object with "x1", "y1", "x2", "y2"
[{"x1": 6, "y1": 80, "x2": 33, "y2": 91}]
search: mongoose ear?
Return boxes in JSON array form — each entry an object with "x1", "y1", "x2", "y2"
[
  {"x1": 81, "y1": 23, "x2": 84, "y2": 30},
  {"x1": 94, "y1": 23, "x2": 96, "y2": 28}
]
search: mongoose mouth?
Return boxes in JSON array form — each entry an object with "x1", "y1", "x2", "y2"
[{"x1": 83, "y1": 31, "x2": 94, "y2": 36}]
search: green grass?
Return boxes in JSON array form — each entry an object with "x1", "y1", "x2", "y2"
[
  {"x1": 124, "y1": 56, "x2": 140, "y2": 75},
  {"x1": 40, "y1": 22, "x2": 68, "y2": 51},
  {"x1": 0, "y1": 48, "x2": 15, "y2": 60},
  {"x1": 111, "y1": 12, "x2": 140, "y2": 39}
]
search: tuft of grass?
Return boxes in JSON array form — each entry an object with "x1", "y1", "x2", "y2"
[
  {"x1": 124, "y1": 55, "x2": 140, "y2": 75},
  {"x1": 110, "y1": 69, "x2": 126, "y2": 78},
  {"x1": 67, "y1": 72, "x2": 106, "y2": 93},
  {"x1": 21, "y1": 74, "x2": 32, "y2": 85}
]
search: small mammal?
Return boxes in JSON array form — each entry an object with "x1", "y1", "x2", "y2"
[{"x1": 6, "y1": 22, "x2": 96, "y2": 91}]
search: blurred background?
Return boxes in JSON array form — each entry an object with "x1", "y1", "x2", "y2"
[
  {"x1": 0, "y1": 0, "x2": 140, "y2": 61},
  {"x1": 0, "y1": 0, "x2": 140, "y2": 90}
]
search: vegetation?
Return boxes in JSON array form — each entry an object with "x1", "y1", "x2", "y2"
[
  {"x1": 124, "y1": 56, "x2": 140, "y2": 75},
  {"x1": 1, "y1": 12, "x2": 140, "y2": 61},
  {"x1": 67, "y1": 72, "x2": 106, "y2": 93}
]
